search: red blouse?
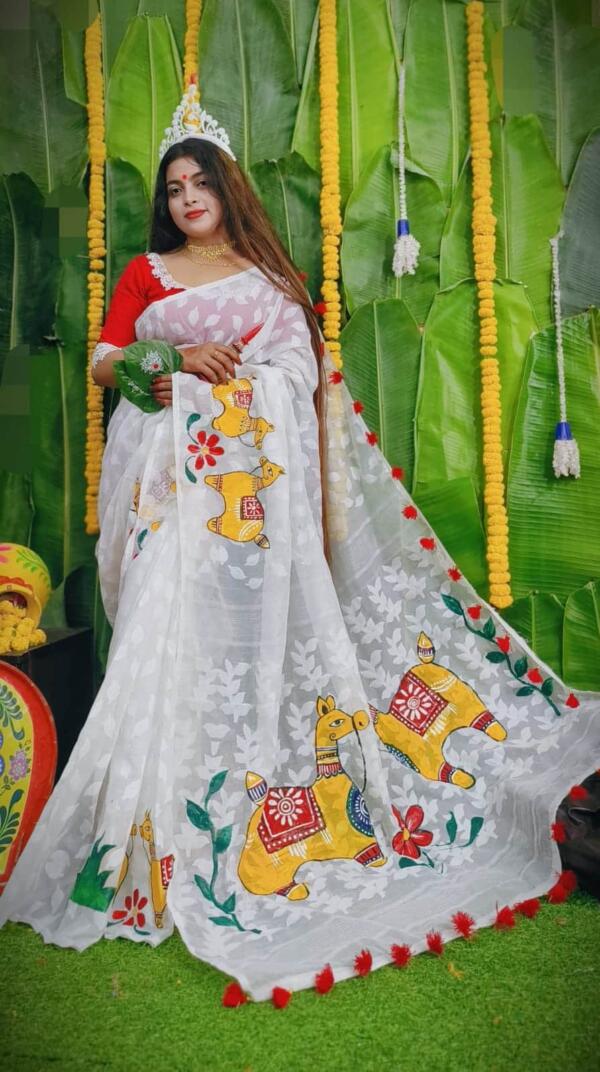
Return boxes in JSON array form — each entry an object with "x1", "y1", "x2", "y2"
[{"x1": 98, "y1": 252, "x2": 186, "y2": 349}]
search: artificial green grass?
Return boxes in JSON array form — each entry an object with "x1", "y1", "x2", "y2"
[{"x1": 1, "y1": 893, "x2": 599, "y2": 1072}]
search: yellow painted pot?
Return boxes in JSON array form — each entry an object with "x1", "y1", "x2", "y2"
[{"x1": 0, "y1": 544, "x2": 51, "y2": 628}]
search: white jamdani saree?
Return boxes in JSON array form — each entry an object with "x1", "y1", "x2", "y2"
[{"x1": 1, "y1": 265, "x2": 599, "y2": 999}]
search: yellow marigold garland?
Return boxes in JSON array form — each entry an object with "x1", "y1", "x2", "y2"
[
  {"x1": 184, "y1": 0, "x2": 202, "y2": 87},
  {"x1": 466, "y1": 2, "x2": 512, "y2": 609},
  {"x1": 318, "y1": 0, "x2": 342, "y2": 370},
  {"x1": 84, "y1": 16, "x2": 107, "y2": 535}
]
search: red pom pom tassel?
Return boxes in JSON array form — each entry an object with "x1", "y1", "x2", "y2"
[
  {"x1": 559, "y1": 869, "x2": 578, "y2": 893},
  {"x1": 426, "y1": 930, "x2": 444, "y2": 956},
  {"x1": 452, "y1": 911, "x2": 475, "y2": 939},
  {"x1": 514, "y1": 898, "x2": 541, "y2": 919},
  {"x1": 494, "y1": 906, "x2": 516, "y2": 930},
  {"x1": 569, "y1": 785, "x2": 587, "y2": 801},
  {"x1": 353, "y1": 400, "x2": 364, "y2": 414},
  {"x1": 222, "y1": 982, "x2": 247, "y2": 1008},
  {"x1": 313, "y1": 301, "x2": 327, "y2": 316},
  {"x1": 366, "y1": 431, "x2": 378, "y2": 446},
  {"x1": 390, "y1": 943, "x2": 412, "y2": 968},
  {"x1": 354, "y1": 949, "x2": 373, "y2": 976},
  {"x1": 272, "y1": 986, "x2": 292, "y2": 1009},
  {"x1": 329, "y1": 370, "x2": 343, "y2": 384},
  {"x1": 551, "y1": 821, "x2": 568, "y2": 843},
  {"x1": 391, "y1": 466, "x2": 404, "y2": 480},
  {"x1": 315, "y1": 964, "x2": 335, "y2": 994}
]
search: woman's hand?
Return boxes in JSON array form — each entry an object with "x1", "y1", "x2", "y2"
[
  {"x1": 150, "y1": 375, "x2": 173, "y2": 407},
  {"x1": 176, "y1": 341, "x2": 242, "y2": 384}
]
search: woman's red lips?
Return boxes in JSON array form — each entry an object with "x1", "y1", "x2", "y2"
[{"x1": 185, "y1": 209, "x2": 206, "y2": 219}]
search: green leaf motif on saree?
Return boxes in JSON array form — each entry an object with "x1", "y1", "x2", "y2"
[
  {"x1": 68, "y1": 836, "x2": 117, "y2": 913},
  {"x1": 187, "y1": 771, "x2": 260, "y2": 935}
]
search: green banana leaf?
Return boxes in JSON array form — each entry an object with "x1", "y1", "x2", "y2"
[
  {"x1": 341, "y1": 144, "x2": 446, "y2": 325},
  {"x1": 30, "y1": 258, "x2": 96, "y2": 588},
  {"x1": 62, "y1": 28, "x2": 87, "y2": 107},
  {"x1": 507, "y1": 309, "x2": 600, "y2": 600},
  {"x1": 559, "y1": 128, "x2": 600, "y2": 318},
  {"x1": 413, "y1": 477, "x2": 487, "y2": 595},
  {"x1": 506, "y1": 0, "x2": 600, "y2": 184},
  {"x1": 404, "y1": 0, "x2": 499, "y2": 208},
  {"x1": 0, "y1": 3, "x2": 87, "y2": 196},
  {"x1": 249, "y1": 152, "x2": 322, "y2": 297},
  {"x1": 413, "y1": 279, "x2": 537, "y2": 500},
  {"x1": 562, "y1": 581, "x2": 600, "y2": 691},
  {"x1": 386, "y1": 0, "x2": 412, "y2": 49},
  {"x1": 100, "y1": 0, "x2": 184, "y2": 78},
  {"x1": 273, "y1": 0, "x2": 318, "y2": 85},
  {"x1": 290, "y1": 5, "x2": 320, "y2": 173},
  {"x1": 0, "y1": 173, "x2": 59, "y2": 365},
  {"x1": 198, "y1": 0, "x2": 299, "y2": 174},
  {"x1": 0, "y1": 348, "x2": 31, "y2": 475},
  {"x1": 502, "y1": 591, "x2": 565, "y2": 678},
  {"x1": 337, "y1": 0, "x2": 399, "y2": 206},
  {"x1": 340, "y1": 298, "x2": 421, "y2": 480},
  {"x1": 0, "y1": 471, "x2": 33, "y2": 545},
  {"x1": 106, "y1": 159, "x2": 150, "y2": 295},
  {"x1": 440, "y1": 115, "x2": 564, "y2": 328},
  {"x1": 106, "y1": 15, "x2": 182, "y2": 199}
]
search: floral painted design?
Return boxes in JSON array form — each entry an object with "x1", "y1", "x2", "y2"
[
  {"x1": 393, "y1": 804, "x2": 484, "y2": 874},
  {"x1": 442, "y1": 593, "x2": 567, "y2": 717},
  {"x1": 185, "y1": 424, "x2": 225, "y2": 481},
  {"x1": 140, "y1": 350, "x2": 164, "y2": 374},
  {"x1": 0, "y1": 787, "x2": 23, "y2": 858},
  {"x1": 265, "y1": 787, "x2": 307, "y2": 828},
  {"x1": 391, "y1": 804, "x2": 433, "y2": 860},
  {"x1": 108, "y1": 887, "x2": 150, "y2": 935},
  {"x1": 8, "y1": 748, "x2": 29, "y2": 781}
]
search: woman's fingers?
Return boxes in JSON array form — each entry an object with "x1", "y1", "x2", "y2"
[
  {"x1": 214, "y1": 344, "x2": 243, "y2": 364},
  {"x1": 212, "y1": 351, "x2": 237, "y2": 377},
  {"x1": 150, "y1": 374, "x2": 173, "y2": 406}
]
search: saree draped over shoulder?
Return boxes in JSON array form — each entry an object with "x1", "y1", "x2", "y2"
[{"x1": 2, "y1": 266, "x2": 599, "y2": 1000}]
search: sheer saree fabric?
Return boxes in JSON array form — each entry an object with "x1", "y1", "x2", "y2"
[{"x1": 1, "y1": 267, "x2": 598, "y2": 1000}]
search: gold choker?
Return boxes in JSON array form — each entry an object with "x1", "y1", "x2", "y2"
[{"x1": 183, "y1": 240, "x2": 235, "y2": 265}]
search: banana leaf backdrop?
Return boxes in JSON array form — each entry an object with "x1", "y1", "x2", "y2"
[{"x1": 1, "y1": 0, "x2": 599, "y2": 690}]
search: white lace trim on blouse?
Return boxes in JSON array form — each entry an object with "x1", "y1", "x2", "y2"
[
  {"x1": 91, "y1": 341, "x2": 119, "y2": 369},
  {"x1": 145, "y1": 251, "x2": 187, "y2": 292}
]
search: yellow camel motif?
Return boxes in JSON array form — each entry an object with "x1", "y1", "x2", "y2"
[
  {"x1": 238, "y1": 695, "x2": 386, "y2": 900},
  {"x1": 370, "y1": 632, "x2": 507, "y2": 789},
  {"x1": 138, "y1": 810, "x2": 175, "y2": 929},
  {"x1": 204, "y1": 455, "x2": 285, "y2": 549},
  {"x1": 212, "y1": 377, "x2": 274, "y2": 448}
]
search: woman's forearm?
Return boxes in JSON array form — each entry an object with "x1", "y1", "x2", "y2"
[{"x1": 91, "y1": 348, "x2": 124, "y2": 388}]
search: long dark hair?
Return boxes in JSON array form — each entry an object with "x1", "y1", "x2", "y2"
[{"x1": 149, "y1": 138, "x2": 330, "y2": 562}]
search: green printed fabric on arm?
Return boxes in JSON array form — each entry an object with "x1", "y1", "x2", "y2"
[{"x1": 113, "y1": 341, "x2": 183, "y2": 413}]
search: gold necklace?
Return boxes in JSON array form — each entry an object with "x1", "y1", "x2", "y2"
[{"x1": 183, "y1": 240, "x2": 235, "y2": 265}]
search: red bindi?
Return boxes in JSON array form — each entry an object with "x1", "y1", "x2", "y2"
[{"x1": 181, "y1": 173, "x2": 187, "y2": 180}]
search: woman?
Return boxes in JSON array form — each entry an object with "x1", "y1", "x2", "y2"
[{"x1": 1, "y1": 84, "x2": 598, "y2": 1002}]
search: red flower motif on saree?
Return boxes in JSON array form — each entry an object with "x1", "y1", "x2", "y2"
[
  {"x1": 110, "y1": 887, "x2": 148, "y2": 929},
  {"x1": 391, "y1": 804, "x2": 433, "y2": 860},
  {"x1": 187, "y1": 430, "x2": 224, "y2": 470}
]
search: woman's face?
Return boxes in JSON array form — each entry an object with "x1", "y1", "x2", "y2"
[{"x1": 165, "y1": 155, "x2": 227, "y2": 243}]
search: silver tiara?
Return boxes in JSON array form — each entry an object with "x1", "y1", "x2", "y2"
[{"x1": 159, "y1": 77, "x2": 236, "y2": 162}]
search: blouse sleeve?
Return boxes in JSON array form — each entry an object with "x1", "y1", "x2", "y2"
[{"x1": 91, "y1": 257, "x2": 149, "y2": 369}]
